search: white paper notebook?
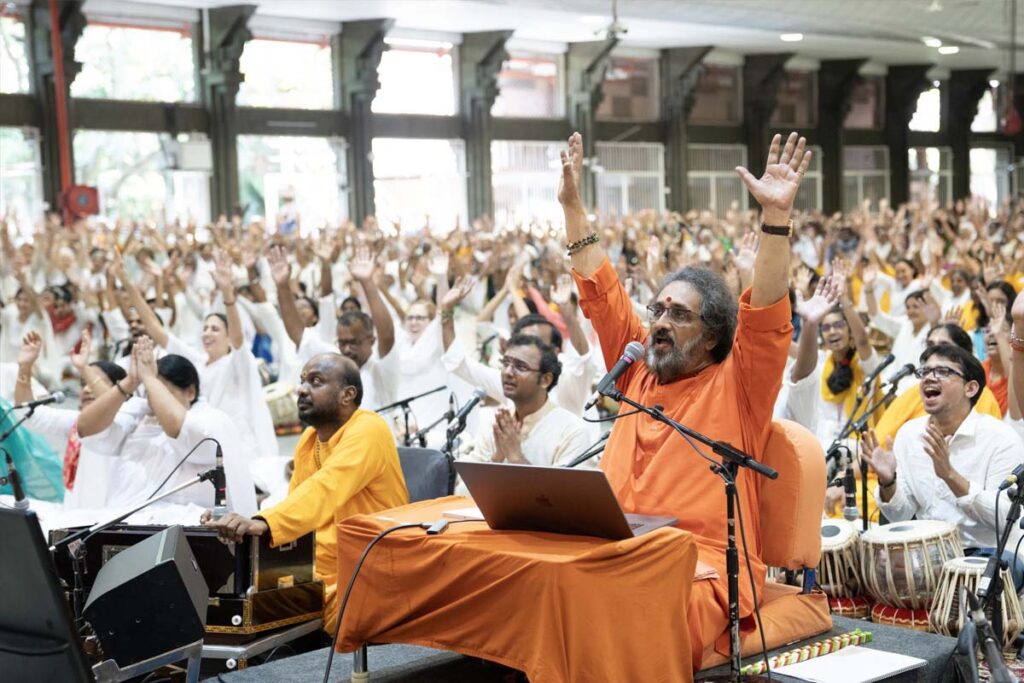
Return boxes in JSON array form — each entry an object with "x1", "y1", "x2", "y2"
[{"x1": 772, "y1": 645, "x2": 926, "y2": 683}]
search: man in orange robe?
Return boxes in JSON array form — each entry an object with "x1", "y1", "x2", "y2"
[{"x1": 561, "y1": 130, "x2": 812, "y2": 671}]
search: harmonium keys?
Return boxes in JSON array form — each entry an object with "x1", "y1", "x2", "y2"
[{"x1": 49, "y1": 525, "x2": 323, "y2": 635}]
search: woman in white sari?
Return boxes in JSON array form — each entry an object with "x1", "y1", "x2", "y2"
[{"x1": 112, "y1": 251, "x2": 277, "y2": 463}]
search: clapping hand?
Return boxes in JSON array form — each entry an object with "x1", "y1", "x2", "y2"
[
  {"x1": 491, "y1": 408, "x2": 524, "y2": 463},
  {"x1": 859, "y1": 430, "x2": 896, "y2": 487},
  {"x1": 133, "y1": 335, "x2": 158, "y2": 381}
]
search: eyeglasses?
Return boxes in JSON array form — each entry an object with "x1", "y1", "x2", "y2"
[
  {"x1": 914, "y1": 366, "x2": 965, "y2": 381},
  {"x1": 646, "y1": 303, "x2": 699, "y2": 326},
  {"x1": 819, "y1": 320, "x2": 848, "y2": 334},
  {"x1": 499, "y1": 356, "x2": 542, "y2": 375}
]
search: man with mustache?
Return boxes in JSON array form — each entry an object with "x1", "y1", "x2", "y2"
[
  {"x1": 202, "y1": 352, "x2": 409, "y2": 633},
  {"x1": 559, "y1": 130, "x2": 810, "y2": 671}
]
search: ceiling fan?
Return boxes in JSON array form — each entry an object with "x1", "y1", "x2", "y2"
[{"x1": 595, "y1": 0, "x2": 628, "y2": 39}]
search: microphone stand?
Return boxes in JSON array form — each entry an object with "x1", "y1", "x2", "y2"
[
  {"x1": 408, "y1": 401, "x2": 457, "y2": 449},
  {"x1": 50, "y1": 468, "x2": 218, "y2": 621},
  {"x1": 565, "y1": 431, "x2": 611, "y2": 468},
  {"x1": 376, "y1": 386, "x2": 447, "y2": 447},
  {"x1": 607, "y1": 389, "x2": 776, "y2": 682},
  {"x1": 975, "y1": 484, "x2": 1024, "y2": 670},
  {"x1": 0, "y1": 404, "x2": 38, "y2": 444}
]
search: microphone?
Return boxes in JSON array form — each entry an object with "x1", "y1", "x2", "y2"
[
  {"x1": 447, "y1": 389, "x2": 487, "y2": 441},
  {"x1": 3, "y1": 451, "x2": 27, "y2": 511},
  {"x1": 9, "y1": 391, "x2": 66, "y2": 411},
  {"x1": 999, "y1": 462, "x2": 1024, "y2": 491},
  {"x1": 859, "y1": 354, "x2": 895, "y2": 394},
  {"x1": 882, "y1": 364, "x2": 915, "y2": 391},
  {"x1": 586, "y1": 341, "x2": 645, "y2": 410},
  {"x1": 212, "y1": 442, "x2": 227, "y2": 520},
  {"x1": 843, "y1": 464, "x2": 858, "y2": 522}
]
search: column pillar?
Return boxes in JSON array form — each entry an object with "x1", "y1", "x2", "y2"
[
  {"x1": 334, "y1": 19, "x2": 393, "y2": 226},
  {"x1": 566, "y1": 37, "x2": 617, "y2": 207},
  {"x1": 27, "y1": 0, "x2": 86, "y2": 210},
  {"x1": 460, "y1": 30, "x2": 513, "y2": 221},
  {"x1": 817, "y1": 59, "x2": 867, "y2": 212},
  {"x1": 885, "y1": 65, "x2": 932, "y2": 205},
  {"x1": 947, "y1": 69, "x2": 993, "y2": 200},
  {"x1": 661, "y1": 46, "x2": 711, "y2": 212},
  {"x1": 198, "y1": 5, "x2": 255, "y2": 217},
  {"x1": 742, "y1": 53, "x2": 793, "y2": 175}
]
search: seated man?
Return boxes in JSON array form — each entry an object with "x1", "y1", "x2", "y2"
[
  {"x1": 456, "y1": 334, "x2": 593, "y2": 492},
  {"x1": 203, "y1": 353, "x2": 409, "y2": 633},
  {"x1": 862, "y1": 343, "x2": 1024, "y2": 588}
]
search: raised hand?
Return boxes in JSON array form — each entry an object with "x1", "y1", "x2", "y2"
[
  {"x1": 549, "y1": 273, "x2": 574, "y2": 308},
  {"x1": 793, "y1": 264, "x2": 813, "y2": 298},
  {"x1": 943, "y1": 304, "x2": 964, "y2": 325},
  {"x1": 504, "y1": 260, "x2": 525, "y2": 293},
  {"x1": 348, "y1": 246, "x2": 375, "y2": 282},
  {"x1": 990, "y1": 301, "x2": 1009, "y2": 336},
  {"x1": 267, "y1": 245, "x2": 291, "y2": 287},
  {"x1": 557, "y1": 132, "x2": 584, "y2": 208},
  {"x1": 134, "y1": 335, "x2": 158, "y2": 380},
  {"x1": 859, "y1": 430, "x2": 896, "y2": 486},
  {"x1": 428, "y1": 248, "x2": 449, "y2": 278},
  {"x1": 70, "y1": 327, "x2": 92, "y2": 371},
  {"x1": 733, "y1": 231, "x2": 758, "y2": 274},
  {"x1": 211, "y1": 250, "x2": 235, "y2": 294},
  {"x1": 439, "y1": 274, "x2": 478, "y2": 312},
  {"x1": 17, "y1": 331, "x2": 43, "y2": 367},
  {"x1": 734, "y1": 132, "x2": 812, "y2": 224},
  {"x1": 796, "y1": 273, "x2": 841, "y2": 324},
  {"x1": 861, "y1": 263, "x2": 878, "y2": 292},
  {"x1": 1013, "y1": 283, "x2": 1024, "y2": 325}
]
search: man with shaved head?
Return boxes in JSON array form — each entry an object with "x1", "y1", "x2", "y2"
[{"x1": 203, "y1": 352, "x2": 408, "y2": 633}]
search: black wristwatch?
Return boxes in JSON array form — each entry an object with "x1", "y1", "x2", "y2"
[{"x1": 760, "y1": 220, "x2": 793, "y2": 237}]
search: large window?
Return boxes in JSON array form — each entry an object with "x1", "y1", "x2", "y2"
[
  {"x1": 0, "y1": 128, "x2": 44, "y2": 235},
  {"x1": 909, "y1": 85, "x2": 942, "y2": 132},
  {"x1": 491, "y1": 140, "x2": 562, "y2": 225},
  {"x1": 0, "y1": 10, "x2": 29, "y2": 94},
  {"x1": 843, "y1": 146, "x2": 890, "y2": 212},
  {"x1": 770, "y1": 70, "x2": 817, "y2": 128},
  {"x1": 792, "y1": 145, "x2": 823, "y2": 211},
  {"x1": 372, "y1": 138, "x2": 466, "y2": 232},
  {"x1": 844, "y1": 76, "x2": 883, "y2": 130},
  {"x1": 909, "y1": 147, "x2": 952, "y2": 205},
  {"x1": 373, "y1": 38, "x2": 457, "y2": 116},
  {"x1": 595, "y1": 56, "x2": 659, "y2": 121},
  {"x1": 237, "y1": 135, "x2": 346, "y2": 233},
  {"x1": 238, "y1": 37, "x2": 333, "y2": 110},
  {"x1": 686, "y1": 144, "x2": 749, "y2": 215},
  {"x1": 971, "y1": 85, "x2": 1002, "y2": 133},
  {"x1": 970, "y1": 146, "x2": 1012, "y2": 210},
  {"x1": 688, "y1": 64, "x2": 742, "y2": 125},
  {"x1": 594, "y1": 142, "x2": 665, "y2": 216},
  {"x1": 492, "y1": 52, "x2": 562, "y2": 118},
  {"x1": 72, "y1": 22, "x2": 196, "y2": 102}
]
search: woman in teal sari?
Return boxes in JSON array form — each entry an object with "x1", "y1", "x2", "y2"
[{"x1": 0, "y1": 396, "x2": 64, "y2": 503}]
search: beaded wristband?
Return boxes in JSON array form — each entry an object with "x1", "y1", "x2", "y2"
[
  {"x1": 566, "y1": 232, "x2": 599, "y2": 256},
  {"x1": 115, "y1": 381, "x2": 131, "y2": 399},
  {"x1": 440, "y1": 309, "x2": 455, "y2": 322}
]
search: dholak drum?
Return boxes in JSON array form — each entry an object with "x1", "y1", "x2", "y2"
[
  {"x1": 264, "y1": 382, "x2": 301, "y2": 435},
  {"x1": 818, "y1": 519, "x2": 862, "y2": 599},
  {"x1": 929, "y1": 556, "x2": 1023, "y2": 648},
  {"x1": 859, "y1": 520, "x2": 963, "y2": 610}
]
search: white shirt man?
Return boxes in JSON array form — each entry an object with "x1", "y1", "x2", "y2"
[{"x1": 864, "y1": 344, "x2": 1024, "y2": 581}]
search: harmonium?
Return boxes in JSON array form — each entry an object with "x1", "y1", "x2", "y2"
[{"x1": 49, "y1": 525, "x2": 323, "y2": 635}]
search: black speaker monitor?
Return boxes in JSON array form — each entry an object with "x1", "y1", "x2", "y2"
[{"x1": 83, "y1": 525, "x2": 208, "y2": 667}]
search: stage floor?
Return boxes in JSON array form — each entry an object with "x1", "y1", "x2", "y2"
[{"x1": 214, "y1": 616, "x2": 959, "y2": 682}]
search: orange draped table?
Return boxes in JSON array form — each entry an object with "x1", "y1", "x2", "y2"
[{"x1": 334, "y1": 496, "x2": 699, "y2": 683}]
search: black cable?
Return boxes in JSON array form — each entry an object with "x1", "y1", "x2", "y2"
[
  {"x1": 1013, "y1": 534, "x2": 1024, "y2": 582},
  {"x1": 261, "y1": 643, "x2": 296, "y2": 664},
  {"x1": 735, "y1": 485, "x2": 773, "y2": 681},
  {"x1": 147, "y1": 436, "x2": 219, "y2": 500},
  {"x1": 582, "y1": 408, "x2": 646, "y2": 423}
]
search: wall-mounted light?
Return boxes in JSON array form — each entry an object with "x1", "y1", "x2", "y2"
[
  {"x1": 937, "y1": 45, "x2": 960, "y2": 55},
  {"x1": 921, "y1": 36, "x2": 943, "y2": 48},
  {"x1": 780, "y1": 33, "x2": 804, "y2": 42}
]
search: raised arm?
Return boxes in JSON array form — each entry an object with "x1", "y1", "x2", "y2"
[
  {"x1": 833, "y1": 258, "x2": 874, "y2": 362},
  {"x1": 477, "y1": 262, "x2": 519, "y2": 322},
  {"x1": 791, "y1": 274, "x2": 842, "y2": 382},
  {"x1": 211, "y1": 250, "x2": 244, "y2": 350},
  {"x1": 111, "y1": 249, "x2": 169, "y2": 348},
  {"x1": 268, "y1": 246, "x2": 304, "y2": 348},
  {"x1": 440, "y1": 275, "x2": 479, "y2": 352},
  {"x1": 348, "y1": 246, "x2": 395, "y2": 357},
  {"x1": 14, "y1": 331, "x2": 42, "y2": 405},
  {"x1": 550, "y1": 273, "x2": 589, "y2": 356},
  {"x1": 558, "y1": 132, "x2": 605, "y2": 278},
  {"x1": 78, "y1": 349, "x2": 139, "y2": 437},
  {"x1": 735, "y1": 132, "x2": 811, "y2": 308},
  {"x1": 1011, "y1": 293, "x2": 1024, "y2": 420},
  {"x1": 136, "y1": 336, "x2": 187, "y2": 438}
]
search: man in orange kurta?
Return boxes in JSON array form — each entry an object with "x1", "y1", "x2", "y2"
[
  {"x1": 203, "y1": 353, "x2": 408, "y2": 632},
  {"x1": 561, "y1": 131, "x2": 813, "y2": 671}
]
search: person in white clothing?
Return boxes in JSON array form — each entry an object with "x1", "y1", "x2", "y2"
[
  {"x1": 112, "y1": 250, "x2": 278, "y2": 462},
  {"x1": 77, "y1": 337, "x2": 257, "y2": 517},
  {"x1": 14, "y1": 327, "x2": 127, "y2": 509},
  {"x1": 864, "y1": 287, "x2": 930, "y2": 386},
  {"x1": 1, "y1": 267, "x2": 60, "y2": 388},
  {"x1": 394, "y1": 300, "x2": 452, "y2": 440},
  {"x1": 862, "y1": 343, "x2": 1024, "y2": 588},
  {"x1": 456, "y1": 334, "x2": 593, "y2": 493},
  {"x1": 861, "y1": 259, "x2": 922, "y2": 318},
  {"x1": 269, "y1": 245, "x2": 400, "y2": 411}
]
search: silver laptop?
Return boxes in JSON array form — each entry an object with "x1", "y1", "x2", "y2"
[{"x1": 454, "y1": 461, "x2": 677, "y2": 540}]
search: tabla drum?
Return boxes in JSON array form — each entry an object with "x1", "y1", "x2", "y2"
[
  {"x1": 818, "y1": 519, "x2": 862, "y2": 599},
  {"x1": 929, "y1": 556, "x2": 1023, "y2": 649},
  {"x1": 830, "y1": 595, "x2": 872, "y2": 619},
  {"x1": 264, "y1": 382, "x2": 301, "y2": 435},
  {"x1": 870, "y1": 603, "x2": 932, "y2": 632},
  {"x1": 859, "y1": 520, "x2": 963, "y2": 610}
]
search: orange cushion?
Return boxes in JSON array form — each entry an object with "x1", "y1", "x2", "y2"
[
  {"x1": 699, "y1": 582, "x2": 833, "y2": 670},
  {"x1": 758, "y1": 420, "x2": 827, "y2": 570}
]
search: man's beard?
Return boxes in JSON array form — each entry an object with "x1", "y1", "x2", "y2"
[{"x1": 644, "y1": 332, "x2": 703, "y2": 384}]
